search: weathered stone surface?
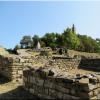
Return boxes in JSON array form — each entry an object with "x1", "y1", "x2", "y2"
[
  {"x1": 23, "y1": 68, "x2": 100, "y2": 99},
  {"x1": 88, "y1": 84, "x2": 97, "y2": 91},
  {"x1": 0, "y1": 48, "x2": 100, "y2": 99},
  {"x1": 44, "y1": 80, "x2": 54, "y2": 88},
  {"x1": 57, "y1": 91, "x2": 63, "y2": 99},
  {"x1": 35, "y1": 77, "x2": 44, "y2": 86},
  {"x1": 70, "y1": 89, "x2": 76, "y2": 95},
  {"x1": 55, "y1": 84, "x2": 69, "y2": 94}
]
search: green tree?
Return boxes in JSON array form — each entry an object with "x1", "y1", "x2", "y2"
[
  {"x1": 39, "y1": 40, "x2": 46, "y2": 47},
  {"x1": 17, "y1": 24, "x2": 100, "y2": 53},
  {"x1": 63, "y1": 27, "x2": 80, "y2": 50},
  {"x1": 78, "y1": 35, "x2": 99, "y2": 53},
  {"x1": 56, "y1": 34, "x2": 65, "y2": 47},
  {"x1": 41, "y1": 33, "x2": 57, "y2": 49},
  {"x1": 14, "y1": 44, "x2": 20, "y2": 50},
  {"x1": 20, "y1": 36, "x2": 32, "y2": 49},
  {"x1": 96, "y1": 38, "x2": 100, "y2": 52}
]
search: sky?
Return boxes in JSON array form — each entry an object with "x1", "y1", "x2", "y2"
[{"x1": 0, "y1": 1, "x2": 100, "y2": 49}]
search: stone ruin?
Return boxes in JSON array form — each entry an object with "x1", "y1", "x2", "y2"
[
  {"x1": 22, "y1": 55, "x2": 100, "y2": 99},
  {"x1": 23, "y1": 66, "x2": 100, "y2": 99},
  {"x1": 0, "y1": 47, "x2": 100, "y2": 99},
  {"x1": 20, "y1": 56, "x2": 100, "y2": 99},
  {"x1": 0, "y1": 49, "x2": 52, "y2": 83}
]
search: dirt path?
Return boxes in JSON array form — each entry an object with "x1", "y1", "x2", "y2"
[{"x1": 0, "y1": 76, "x2": 39, "y2": 100}]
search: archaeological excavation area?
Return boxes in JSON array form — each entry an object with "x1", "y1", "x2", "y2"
[{"x1": 0, "y1": 47, "x2": 100, "y2": 99}]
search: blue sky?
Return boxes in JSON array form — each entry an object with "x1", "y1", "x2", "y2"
[{"x1": 0, "y1": 1, "x2": 100, "y2": 49}]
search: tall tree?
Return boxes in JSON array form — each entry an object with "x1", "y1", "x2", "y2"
[
  {"x1": 72, "y1": 24, "x2": 76, "y2": 34},
  {"x1": 63, "y1": 27, "x2": 80, "y2": 50}
]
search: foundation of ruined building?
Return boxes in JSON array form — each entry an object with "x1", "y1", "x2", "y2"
[
  {"x1": 0, "y1": 53, "x2": 52, "y2": 84},
  {"x1": 0, "y1": 53, "x2": 100, "y2": 83},
  {"x1": 23, "y1": 68, "x2": 100, "y2": 99},
  {"x1": 0, "y1": 48, "x2": 100, "y2": 99},
  {"x1": 0, "y1": 55, "x2": 23, "y2": 83}
]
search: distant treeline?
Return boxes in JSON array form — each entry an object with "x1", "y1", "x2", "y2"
[{"x1": 14, "y1": 24, "x2": 100, "y2": 53}]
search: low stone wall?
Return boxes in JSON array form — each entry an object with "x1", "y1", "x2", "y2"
[
  {"x1": 67, "y1": 49, "x2": 100, "y2": 59},
  {"x1": 0, "y1": 49, "x2": 100, "y2": 99},
  {"x1": 79, "y1": 59, "x2": 100, "y2": 71},
  {"x1": 23, "y1": 68, "x2": 100, "y2": 99},
  {"x1": 52, "y1": 56, "x2": 80, "y2": 71},
  {"x1": 0, "y1": 54, "x2": 50, "y2": 83},
  {"x1": 0, "y1": 54, "x2": 34, "y2": 83},
  {"x1": 0, "y1": 48, "x2": 100, "y2": 86},
  {"x1": 0, "y1": 54, "x2": 100, "y2": 84},
  {"x1": 0, "y1": 55, "x2": 23, "y2": 83}
]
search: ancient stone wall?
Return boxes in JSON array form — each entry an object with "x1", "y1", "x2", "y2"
[
  {"x1": 52, "y1": 57, "x2": 80, "y2": 71},
  {"x1": 0, "y1": 55, "x2": 23, "y2": 83},
  {"x1": 79, "y1": 59, "x2": 100, "y2": 71},
  {"x1": 51, "y1": 57, "x2": 100, "y2": 72},
  {"x1": 67, "y1": 49, "x2": 100, "y2": 59},
  {"x1": 23, "y1": 68, "x2": 100, "y2": 99},
  {"x1": 0, "y1": 50, "x2": 99, "y2": 99},
  {"x1": 0, "y1": 49, "x2": 100, "y2": 86},
  {"x1": 0, "y1": 52, "x2": 51, "y2": 83}
]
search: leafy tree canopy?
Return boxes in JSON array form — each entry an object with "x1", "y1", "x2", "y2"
[{"x1": 17, "y1": 24, "x2": 100, "y2": 53}]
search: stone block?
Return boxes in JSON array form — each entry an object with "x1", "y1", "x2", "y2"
[
  {"x1": 44, "y1": 80, "x2": 54, "y2": 88},
  {"x1": 63, "y1": 94, "x2": 72, "y2": 99},
  {"x1": 49, "y1": 89, "x2": 57, "y2": 98},
  {"x1": 88, "y1": 91, "x2": 93, "y2": 97},
  {"x1": 79, "y1": 78, "x2": 89, "y2": 84},
  {"x1": 57, "y1": 92, "x2": 63, "y2": 99},
  {"x1": 18, "y1": 70, "x2": 23, "y2": 74},
  {"x1": 79, "y1": 92, "x2": 89, "y2": 99},
  {"x1": 70, "y1": 89, "x2": 76, "y2": 95},
  {"x1": 29, "y1": 88, "x2": 35, "y2": 94},
  {"x1": 82, "y1": 85, "x2": 89, "y2": 92},
  {"x1": 13, "y1": 58, "x2": 20, "y2": 63},
  {"x1": 33, "y1": 85, "x2": 38, "y2": 94},
  {"x1": 93, "y1": 89, "x2": 99, "y2": 96},
  {"x1": 97, "y1": 87, "x2": 100, "y2": 92},
  {"x1": 44, "y1": 88, "x2": 49, "y2": 95},
  {"x1": 29, "y1": 76, "x2": 36, "y2": 84},
  {"x1": 32, "y1": 84, "x2": 36, "y2": 90},
  {"x1": 37, "y1": 86, "x2": 44, "y2": 94},
  {"x1": 55, "y1": 85, "x2": 69, "y2": 94},
  {"x1": 71, "y1": 96, "x2": 80, "y2": 100},
  {"x1": 89, "y1": 84, "x2": 97, "y2": 91},
  {"x1": 12, "y1": 63, "x2": 23, "y2": 66},
  {"x1": 35, "y1": 77, "x2": 44, "y2": 86}
]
